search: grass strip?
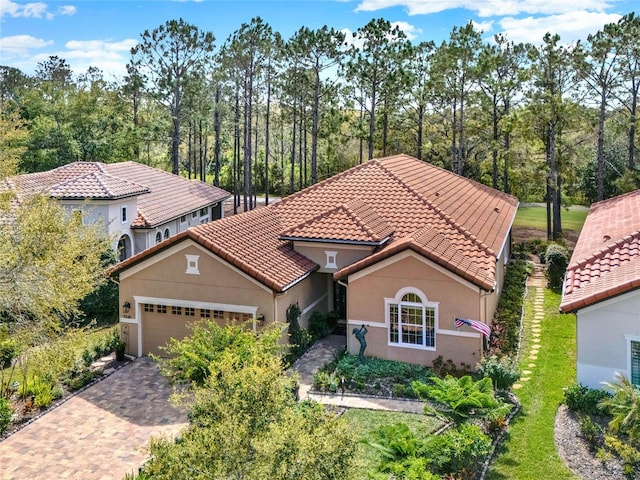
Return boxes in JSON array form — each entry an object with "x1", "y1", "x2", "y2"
[
  {"x1": 513, "y1": 207, "x2": 588, "y2": 232},
  {"x1": 487, "y1": 288, "x2": 578, "y2": 480}
]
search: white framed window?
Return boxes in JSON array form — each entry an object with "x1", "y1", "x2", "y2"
[
  {"x1": 192, "y1": 211, "x2": 198, "y2": 219},
  {"x1": 626, "y1": 335, "x2": 640, "y2": 385},
  {"x1": 121, "y1": 206, "x2": 127, "y2": 223},
  {"x1": 185, "y1": 254, "x2": 200, "y2": 275},
  {"x1": 163, "y1": 228, "x2": 170, "y2": 240},
  {"x1": 155, "y1": 232, "x2": 162, "y2": 244},
  {"x1": 325, "y1": 251, "x2": 338, "y2": 269},
  {"x1": 386, "y1": 287, "x2": 437, "y2": 350},
  {"x1": 180, "y1": 215, "x2": 187, "y2": 224}
]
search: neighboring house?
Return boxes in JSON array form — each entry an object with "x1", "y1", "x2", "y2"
[
  {"x1": 110, "y1": 154, "x2": 519, "y2": 366},
  {"x1": 5, "y1": 162, "x2": 230, "y2": 261},
  {"x1": 560, "y1": 189, "x2": 640, "y2": 389}
]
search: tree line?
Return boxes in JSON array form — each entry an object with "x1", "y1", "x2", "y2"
[{"x1": 1, "y1": 13, "x2": 639, "y2": 238}]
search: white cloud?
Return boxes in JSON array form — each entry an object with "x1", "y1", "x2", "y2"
[
  {"x1": 354, "y1": 0, "x2": 614, "y2": 17},
  {"x1": 472, "y1": 20, "x2": 494, "y2": 34},
  {"x1": 0, "y1": 0, "x2": 76, "y2": 19},
  {"x1": 0, "y1": 35, "x2": 137, "y2": 79},
  {"x1": 0, "y1": 34, "x2": 53, "y2": 55},
  {"x1": 497, "y1": 10, "x2": 622, "y2": 44},
  {"x1": 390, "y1": 21, "x2": 422, "y2": 40}
]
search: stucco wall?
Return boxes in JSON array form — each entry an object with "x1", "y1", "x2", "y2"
[
  {"x1": 346, "y1": 252, "x2": 484, "y2": 368},
  {"x1": 275, "y1": 272, "x2": 331, "y2": 327},
  {"x1": 118, "y1": 241, "x2": 333, "y2": 357},
  {"x1": 293, "y1": 242, "x2": 374, "y2": 274},
  {"x1": 119, "y1": 240, "x2": 275, "y2": 356},
  {"x1": 576, "y1": 289, "x2": 640, "y2": 389}
]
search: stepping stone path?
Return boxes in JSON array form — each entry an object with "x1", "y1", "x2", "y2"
[{"x1": 513, "y1": 264, "x2": 545, "y2": 390}]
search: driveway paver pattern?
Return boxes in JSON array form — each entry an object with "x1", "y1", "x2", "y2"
[{"x1": 0, "y1": 357, "x2": 187, "y2": 480}]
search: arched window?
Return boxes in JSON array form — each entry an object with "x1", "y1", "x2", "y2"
[
  {"x1": 163, "y1": 228, "x2": 170, "y2": 240},
  {"x1": 386, "y1": 288, "x2": 437, "y2": 349},
  {"x1": 117, "y1": 234, "x2": 132, "y2": 262},
  {"x1": 155, "y1": 232, "x2": 162, "y2": 244}
]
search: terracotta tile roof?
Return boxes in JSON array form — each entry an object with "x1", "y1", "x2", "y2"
[
  {"x1": 9, "y1": 162, "x2": 145, "y2": 199},
  {"x1": 105, "y1": 162, "x2": 230, "y2": 228},
  {"x1": 7, "y1": 161, "x2": 230, "y2": 228},
  {"x1": 279, "y1": 198, "x2": 394, "y2": 244},
  {"x1": 112, "y1": 154, "x2": 518, "y2": 292},
  {"x1": 560, "y1": 189, "x2": 640, "y2": 312}
]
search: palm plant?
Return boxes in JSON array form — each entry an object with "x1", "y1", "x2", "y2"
[{"x1": 600, "y1": 373, "x2": 640, "y2": 443}]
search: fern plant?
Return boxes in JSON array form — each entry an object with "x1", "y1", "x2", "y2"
[{"x1": 413, "y1": 375, "x2": 512, "y2": 425}]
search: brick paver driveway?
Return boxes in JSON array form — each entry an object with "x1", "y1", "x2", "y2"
[{"x1": 0, "y1": 357, "x2": 188, "y2": 479}]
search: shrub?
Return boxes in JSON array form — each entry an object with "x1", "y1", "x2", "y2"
[
  {"x1": 544, "y1": 243, "x2": 569, "y2": 290},
  {"x1": 488, "y1": 260, "x2": 532, "y2": 356},
  {"x1": 564, "y1": 383, "x2": 612, "y2": 416},
  {"x1": 0, "y1": 397, "x2": 13, "y2": 434},
  {"x1": 286, "y1": 303, "x2": 312, "y2": 365},
  {"x1": 427, "y1": 423, "x2": 492, "y2": 477},
  {"x1": 312, "y1": 371, "x2": 341, "y2": 393},
  {"x1": 308, "y1": 311, "x2": 337, "y2": 341},
  {"x1": 25, "y1": 378, "x2": 62, "y2": 408},
  {"x1": 475, "y1": 355, "x2": 521, "y2": 390},
  {"x1": 604, "y1": 435, "x2": 640, "y2": 478},
  {"x1": 335, "y1": 354, "x2": 431, "y2": 385},
  {"x1": 413, "y1": 375, "x2": 513, "y2": 425},
  {"x1": 0, "y1": 339, "x2": 19, "y2": 369},
  {"x1": 62, "y1": 365, "x2": 97, "y2": 390},
  {"x1": 580, "y1": 415, "x2": 604, "y2": 452}
]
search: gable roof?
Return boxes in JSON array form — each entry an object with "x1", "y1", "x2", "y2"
[
  {"x1": 279, "y1": 198, "x2": 394, "y2": 245},
  {"x1": 560, "y1": 189, "x2": 640, "y2": 313},
  {"x1": 6, "y1": 161, "x2": 230, "y2": 228},
  {"x1": 112, "y1": 154, "x2": 518, "y2": 292}
]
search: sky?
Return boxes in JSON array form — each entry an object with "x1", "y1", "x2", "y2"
[{"x1": 0, "y1": 0, "x2": 635, "y2": 81}]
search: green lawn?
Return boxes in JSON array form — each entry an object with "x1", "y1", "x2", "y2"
[
  {"x1": 514, "y1": 206, "x2": 588, "y2": 233},
  {"x1": 486, "y1": 289, "x2": 578, "y2": 480},
  {"x1": 342, "y1": 408, "x2": 444, "y2": 480}
]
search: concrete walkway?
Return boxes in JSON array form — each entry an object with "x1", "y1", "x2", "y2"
[
  {"x1": 291, "y1": 334, "x2": 426, "y2": 414},
  {"x1": 0, "y1": 357, "x2": 187, "y2": 480}
]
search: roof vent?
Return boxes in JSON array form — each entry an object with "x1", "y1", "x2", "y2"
[
  {"x1": 434, "y1": 192, "x2": 440, "y2": 197},
  {"x1": 494, "y1": 207, "x2": 500, "y2": 213},
  {"x1": 603, "y1": 235, "x2": 611, "y2": 243}
]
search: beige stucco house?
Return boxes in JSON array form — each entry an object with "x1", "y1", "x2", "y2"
[
  {"x1": 6, "y1": 161, "x2": 230, "y2": 261},
  {"x1": 111, "y1": 154, "x2": 519, "y2": 367},
  {"x1": 560, "y1": 189, "x2": 640, "y2": 389}
]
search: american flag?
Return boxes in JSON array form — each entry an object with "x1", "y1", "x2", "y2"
[{"x1": 454, "y1": 317, "x2": 491, "y2": 337}]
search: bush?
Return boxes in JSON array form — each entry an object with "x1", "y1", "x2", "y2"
[
  {"x1": 427, "y1": 424, "x2": 492, "y2": 477},
  {"x1": 545, "y1": 243, "x2": 569, "y2": 290},
  {"x1": 286, "y1": 303, "x2": 312, "y2": 365},
  {"x1": 580, "y1": 415, "x2": 604, "y2": 452},
  {"x1": 334, "y1": 354, "x2": 431, "y2": 385},
  {"x1": 0, "y1": 338, "x2": 19, "y2": 368},
  {"x1": 488, "y1": 260, "x2": 532, "y2": 356},
  {"x1": 312, "y1": 371, "x2": 341, "y2": 393},
  {"x1": 604, "y1": 435, "x2": 640, "y2": 478},
  {"x1": 0, "y1": 397, "x2": 13, "y2": 434},
  {"x1": 564, "y1": 383, "x2": 612, "y2": 416},
  {"x1": 475, "y1": 355, "x2": 521, "y2": 390},
  {"x1": 308, "y1": 311, "x2": 337, "y2": 341}
]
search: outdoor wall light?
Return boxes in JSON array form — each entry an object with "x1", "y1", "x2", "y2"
[
  {"x1": 257, "y1": 314, "x2": 265, "y2": 323},
  {"x1": 123, "y1": 301, "x2": 131, "y2": 314}
]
